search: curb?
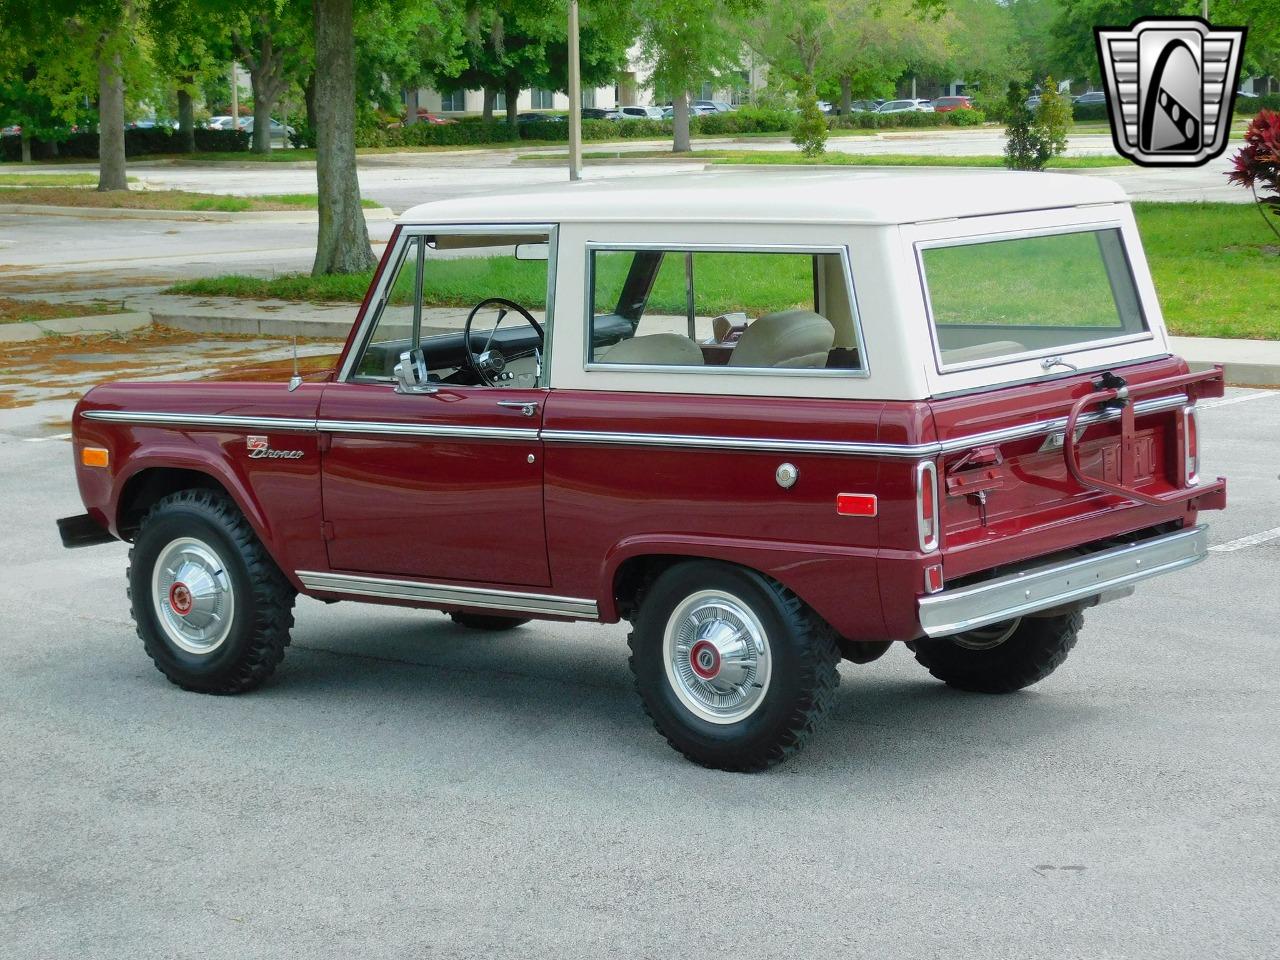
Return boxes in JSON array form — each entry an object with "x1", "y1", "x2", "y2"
[
  {"x1": 0, "y1": 311, "x2": 152, "y2": 343},
  {"x1": 0, "y1": 203, "x2": 395, "y2": 223},
  {"x1": 152, "y1": 310, "x2": 355, "y2": 339},
  {"x1": 1172, "y1": 336, "x2": 1280, "y2": 388}
]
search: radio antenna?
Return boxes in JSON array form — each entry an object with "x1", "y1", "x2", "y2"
[{"x1": 287, "y1": 337, "x2": 302, "y2": 392}]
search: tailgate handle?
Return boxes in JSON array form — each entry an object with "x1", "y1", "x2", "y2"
[{"x1": 1063, "y1": 366, "x2": 1227, "y2": 508}]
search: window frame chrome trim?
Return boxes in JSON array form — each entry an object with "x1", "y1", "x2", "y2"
[
  {"x1": 912, "y1": 221, "x2": 1156, "y2": 376},
  {"x1": 296, "y1": 570, "x2": 599, "y2": 619},
  {"x1": 581, "y1": 241, "x2": 870, "y2": 380},
  {"x1": 337, "y1": 221, "x2": 560, "y2": 385}
]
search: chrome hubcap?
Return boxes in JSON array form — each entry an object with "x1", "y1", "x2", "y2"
[
  {"x1": 663, "y1": 590, "x2": 771, "y2": 724},
  {"x1": 950, "y1": 617, "x2": 1021, "y2": 651},
  {"x1": 151, "y1": 537, "x2": 235, "y2": 655}
]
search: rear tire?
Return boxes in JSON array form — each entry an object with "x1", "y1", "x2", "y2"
[
  {"x1": 628, "y1": 561, "x2": 840, "y2": 771},
  {"x1": 449, "y1": 612, "x2": 531, "y2": 631},
  {"x1": 908, "y1": 610, "x2": 1083, "y2": 694},
  {"x1": 128, "y1": 489, "x2": 296, "y2": 694}
]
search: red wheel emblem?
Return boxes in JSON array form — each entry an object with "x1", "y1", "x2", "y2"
[
  {"x1": 689, "y1": 639, "x2": 721, "y2": 680},
  {"x1": 169, "y1": 582, "x2": 193, "y2": 616}
]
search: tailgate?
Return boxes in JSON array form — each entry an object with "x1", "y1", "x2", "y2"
[{"x1": 928, "y1": 358, "x2": 1226, "y2": 578}]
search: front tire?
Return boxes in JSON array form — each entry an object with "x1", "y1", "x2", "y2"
[
  {"x1": 908, "y1": 610, "x2": 1083, "y2": 694},
  {"x1": 128, "y1": 489, "x2": 296, "y2": 694},
  {"x1": 628, "y1": 561, "x2": 840, "y2": 771}
]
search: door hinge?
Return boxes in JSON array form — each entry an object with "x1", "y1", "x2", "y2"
[{"x1": 321, "y1": 521, "x2": 335, "y2": 541}]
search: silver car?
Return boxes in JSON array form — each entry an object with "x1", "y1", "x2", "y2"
[{"x1": 876, "y1": 99, "x2": 935, "y2": 114}]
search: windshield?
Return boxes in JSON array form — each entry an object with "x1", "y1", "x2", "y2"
[{"x1": 920, "y1": 227, "x2": 1147, "y2": 369}]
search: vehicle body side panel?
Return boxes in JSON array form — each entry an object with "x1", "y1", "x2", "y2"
[
  {"x1": 542, "y1": 389, "x2": 887, "y2": 640},
  {"x1": 71, "y1": 381, "x2": 326, "y2": 584}
]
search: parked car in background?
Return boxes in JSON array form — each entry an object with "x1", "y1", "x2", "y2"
[
  {"x1": 849, "y1": 100, "x2": 882, "y2": 113},
  {"x1": 1, "y1": 125, "x2": 21, "y2": 136},
  {"x1": 1073, "y1": 91, "x2": 1108, "y2": 106},
  {"x1": 57, "y1": 171, "x2": 1227, "y2": 771},
  {"x1": 615, "y1": 105, "x2": 665, "y2": 120},
  {"x1": 241, "y1": 117, "x2": 295, "y2": 140},
  {"x1": 877, "y1": 99, "x2": 935, "y2": 114},
  {"x1": 389, "y1": 109, "x2": 457, "y2": 126},
  {"x1": 932, "y1": 96, "x2": 973, "y2": 113},
  {"x1": 694, "y1": 100, "x2": 734, "y2": 113},
  {"x1": 581, "y1": 107, "x2": 612, "y2": 120},
  {"x1": 1024, "y1": 96, "x2": 1042, "y2": 111},
  {"x1": 205, "y1": 116, "x2": 246, "y2": 131},
  {"x1": 516, "y1": 112, "x2": 565, "y2": 124}
]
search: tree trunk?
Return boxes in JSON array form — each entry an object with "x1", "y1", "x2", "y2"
[
  {"x1": 840, "y1": 76, "x2": 852, "y2": 116},
  {"x1": 304, "y1": 74, "x2": 317, "y2": 132},
  {"x1": 20, "y1": 132, "x2": 31, "y2": 164},
  {"x1": 244, "y1": 31, "x2": 285, "y2": 155},
  {"x1": 252, "y1": 93, "x2": 273, "y2": 153},
  {"x1": 404, "y1": 87, "x2": 418, "y2": 125},
  {"x1": 177, "y1": 86, "x2": 196, "y2": 153},
  {"x1": 672, "y1": 91, "x2": 691, "y2": 153},
  {"x1": 311, "y1": 0, "x2": 375, "y2": 275},
  {"x1": 97, "y1": 45, "x2": 128, "y2": 191},
  {"x1": 482, "y1": 88, "x2": 495, "y2": 122},
  {"x1": 504, "y1": 76, "x2": 519, "y2": 138}
]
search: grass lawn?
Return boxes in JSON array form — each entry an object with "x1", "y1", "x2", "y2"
[
  {"x1": 521, "y1": 149, "x2": 1127, "y2": 168},
  {"x1": 0, "y1": 297, "x2": 124, "y2": 325},
  {"x1": 163, "y1": 202, "x2": 1280, "y2": 340},
  {"x1": 0, "y1": 187, "x2": 380, "y2": 211},
  {"x1": 0, "y1": 173, "x2": 139, "y2": 187}
]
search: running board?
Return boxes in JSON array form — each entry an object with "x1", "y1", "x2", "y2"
[{"x1": 296, "y1": 570, "x2": 600, "y2": 620}]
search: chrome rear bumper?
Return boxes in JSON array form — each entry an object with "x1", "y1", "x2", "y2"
[{"x1": 918, "y1": 525, "x2": 1208, "y2": 638}]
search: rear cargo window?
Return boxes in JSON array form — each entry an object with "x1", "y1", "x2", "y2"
[{"x1": 920, "y1": 228, "x2": 1147, "y2": 369}]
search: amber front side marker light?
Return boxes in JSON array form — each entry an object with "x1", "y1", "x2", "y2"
[{"x1": 81, "y1": 447, "x2": 110, "y2": 468}]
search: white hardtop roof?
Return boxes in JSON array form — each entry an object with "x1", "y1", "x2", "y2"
[{"x1": 398, "y1": 170, "x2": 1128, "y2": 227}]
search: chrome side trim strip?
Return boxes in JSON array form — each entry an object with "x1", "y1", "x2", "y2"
[
  {"x1": 917, "y1": 525, "x2": 1208, "y2": 637},
  {"x1": 297, "y1": 570, "x2": 599, "y2": 619},
  {"x1": 81, "y1": 392, "x2": 1187, "y2": 457},
  {"x1": 317, "y1": 419, "x2": 540, "y2": 441},
  {"x1": 542, "y1": 393, "x2": 1188, "y2": 459},
  {"x1": 540, "y1": 428, "x2": 931, "y2": 458},
  {"x1": 81, "y1": 410, "x2": 318, "y2": 432}
]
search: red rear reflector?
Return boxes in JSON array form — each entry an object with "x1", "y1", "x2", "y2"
[
  {"x1": 924, "y1": 563, "x2": 944, "y2": 594},
  {"x1": 836, "y1": 493, "x2": 878, "y2": 517}
]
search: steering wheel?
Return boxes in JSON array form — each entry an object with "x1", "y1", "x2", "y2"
[{"x1": 461, "y1": 297, "x2": 545, "y2": 386}]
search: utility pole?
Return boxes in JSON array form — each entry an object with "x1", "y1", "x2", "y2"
[
  {"x1": 568, "y1": 0, "x2": 583, "y2": 182},
  {"x1": 230, "y1": 61, "x2": 239, "y2": 129}
]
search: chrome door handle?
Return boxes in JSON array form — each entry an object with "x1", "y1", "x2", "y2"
[{"x1": 496, "y1": 400, "x2": 538, "y2": 417}]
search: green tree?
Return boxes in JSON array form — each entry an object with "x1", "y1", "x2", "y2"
[
  {"x1": 638, "y1": 0, "x2": 760, "y2": 152},
  {"x1": 1036, "y1": 75, "x2": 1072, "y2": 155},
  {"x1": 229, "y1": 2, "x2": 311, "y2": 154},
  {"x1": 1003, "y1": 80, "x2": 1052, "y2": 169},
  {"x1": 148, "y1": 0, "x2": 228, "y2": 153}
]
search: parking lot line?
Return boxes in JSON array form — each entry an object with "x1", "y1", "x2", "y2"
[
  {"x1": 1201, "y1": 390, "x2": 1280, "y2": 410},
  {"x1": 1210, "y1": 526, "x2": 1280, "y2": 553}
]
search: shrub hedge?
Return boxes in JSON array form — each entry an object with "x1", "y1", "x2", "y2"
[{"x1": 0, "y1": 127, "x2": 249, "y2": 162}]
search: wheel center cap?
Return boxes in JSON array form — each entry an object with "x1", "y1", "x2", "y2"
[
  {"x1": 689, "y1": 639, "x2": 721, "y2": 680},
  {"x1": 169, "y1": 582, "x2": 193, "y2": 617}
]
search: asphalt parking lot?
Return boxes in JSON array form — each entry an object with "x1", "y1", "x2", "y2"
[{"x1": 0, "y1": 380, "x2": 1276, "y2": 959}]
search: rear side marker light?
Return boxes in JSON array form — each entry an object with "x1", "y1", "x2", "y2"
[
  {"x1": 81, "y1": 447, "x2": 109, "y2": 468},
  {"x1": 924, "y1": 564, "x2": 944, "y2": 594},
  {"x1": 836, "y1": 493, "x2": 878, "y2": 517}
]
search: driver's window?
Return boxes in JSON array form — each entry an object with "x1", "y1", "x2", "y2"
[{"x1": 351, "y1": 229, "x2": 552, "y2": 389}]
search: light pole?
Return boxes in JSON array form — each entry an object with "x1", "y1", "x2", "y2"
[{"x1": 568, "y1": 0, "x2": 583, "y2": 181}]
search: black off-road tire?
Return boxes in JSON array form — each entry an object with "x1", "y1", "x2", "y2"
[
  {"x1": 128, "y1": 489, "x2": 296, "y2": 694},
  {"x1": 627, "y1": 561, "x2": 840, "y2": 772},
  {"x1": 449, "y1": 612, "x2": 531, "y2": 631},
  {"x1": 908, "y1": 610, "x2": 1084, "y2": 694}
]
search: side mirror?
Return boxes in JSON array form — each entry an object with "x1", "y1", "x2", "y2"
[{"x1": 393, "y1": 348, "x2": 437, "y2": 394}]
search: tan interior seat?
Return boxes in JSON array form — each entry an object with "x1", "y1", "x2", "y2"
[
  {"x1": 728, "y1": 310, "x2": 835, "y2": 369},
  {"x1": 597, "y1": 333, "x2": 704, "y2": 366}
]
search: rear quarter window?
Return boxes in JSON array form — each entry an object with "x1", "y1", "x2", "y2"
[{"x1": 919, "y1": 227, "x2": 1147, "y2": 370}]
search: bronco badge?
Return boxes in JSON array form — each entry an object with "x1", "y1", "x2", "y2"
[{"x1": 246, "y1": 435, "x2": 304, "y2": 460}]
